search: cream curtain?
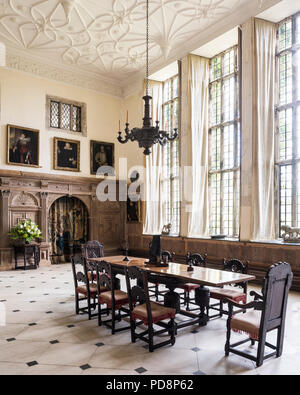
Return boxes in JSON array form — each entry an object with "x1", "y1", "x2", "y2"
[
  {"x1": 251, "y1": 19, "x2": 277, "y2": 241},
  {"x1": 187, "y1": 55, "x2": 210, "y2": 238},
  {"x1": 143, "y1": 80, "x2": 164, "y2": 235}
]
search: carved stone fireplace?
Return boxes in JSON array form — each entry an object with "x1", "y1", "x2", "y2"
[{"x1": 0, "y1": 170, "x2": 126, "y2": 270}]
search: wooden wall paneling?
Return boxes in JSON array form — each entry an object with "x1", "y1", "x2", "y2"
[{"x1": 0, "y1": 170, "x2": 125, "y2": 269}]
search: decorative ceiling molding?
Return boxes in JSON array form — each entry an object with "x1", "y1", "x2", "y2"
[
  {"x1": 0, "y1": 0, "x2": 281, "y2": 97},
  {"x1": 5, "y1": 47, "x2": 123, "y2": 97}
]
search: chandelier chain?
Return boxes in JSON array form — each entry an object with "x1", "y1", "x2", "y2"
[{"x1": 146, "y1": 0, "x2": 149, "y2": 96}]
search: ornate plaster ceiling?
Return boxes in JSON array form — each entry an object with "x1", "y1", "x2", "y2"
[{"x1": 0, "y1": 0, "x2": 275, "y2": 94}]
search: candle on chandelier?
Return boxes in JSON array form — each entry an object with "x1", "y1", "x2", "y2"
[
  {"x1": 119, "y1": 120, "x2": 121, "y2": 131},
  {"x1": 174, "y1": 115, "x2": 177, "y2": 129},
  {"x1": 126, "y1": 111, "x2": 129, "y2": 124},
  {"x1": 156, "y1": 105, "x2": 159, "y2": 122}
]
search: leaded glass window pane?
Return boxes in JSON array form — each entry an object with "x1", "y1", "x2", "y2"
[
  {"x1": 50, "y1": 101, "x2": 59, "y2": 128},
  {"x1": 161, "y1": 75, "x2": 180, "y2": 236},
  {"x1": 278, "y1": 19, "x2": 292, "y2": 52},
  {"x1": 277, "y1": 14, "x2": 300, "y2": 235},
  {"x1": 278, "y1": 108, "x2": 293, "y2": 161},
  {"x1": 72, "y1": 105, "x2": 81, "y2": 132},
  {"x1": 210, "y1": 81, "x2": 222, "y2": 126},
  {"x1": 209, "y1": 46, "x2": 240, "y2": 238},
  {"x1": 61, "y1": 103, "x2": 71, "y2": 130},
  {"x1": 279, "y1": 52, "x2": 293, "y2": 106}
]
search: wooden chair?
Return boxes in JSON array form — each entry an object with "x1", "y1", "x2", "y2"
[
  {"x1": 125, "y1": 265, "x2": 177, "y2": 352},
  {"x1": 82, "y1": 240, "x2": 104, "y2": 260},
  {"x1": 177, "y1": 253, "x2": 207, "y2": 311},
  {"x1": 149, "y1": 250, "x2": 175, "y2": 301},
  {"x1": 71, "y1": 255, "x2": 98, "y2": 320},
  {"x1": 225, "y1": 262, "x2": 293, "y2": 367},
  {"x1": 209, "y1": 259, "x2": 249, "y2": 319},
  {"x1": 82, "y1": 241, "x2": 104, "y2": 282},
  {"x1": 96, "y1": 260, "x2": 131, "y2": 335}
]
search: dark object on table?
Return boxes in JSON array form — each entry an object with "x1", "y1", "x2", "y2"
[
  {"x1": 225, "y1": 262, "x2": 293, "y2": 367},
  {"x1": 186, "y1": 252, "x2": 194, "y2": 272},
  {"x1": 14, "y1": 244, "x2": 40, "y2": 270},
  {"x1": 147, "y1": 236, "x2": 168, "y2": 268},
  {"x1": 149, "y1": 235, "x2": 162, "y2": 263}
]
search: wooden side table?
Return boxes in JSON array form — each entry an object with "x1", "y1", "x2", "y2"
[{"x1": 14, "y1": 244, "x2": 40, "y2": 270}]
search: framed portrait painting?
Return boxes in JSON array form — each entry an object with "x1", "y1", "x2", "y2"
[
  {"x1": 127, "y1": 198, "x2": 142, "y2": 223},
  {"x1": 7, "y1": 125, "x2": 40, "y2": 168},
  {"x1": 54, "y1": 137, "x2": 80, "y2": 172},
  {"x1": 90, "y1": 140, "x2": 114, "y2": 175}
]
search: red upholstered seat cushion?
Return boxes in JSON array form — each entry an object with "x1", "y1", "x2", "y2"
[
  {"x1": 177, "y1": 283, "x2": 201, "y2": 292},
  {"x1": 76, "y1": 284, "x2": 107, "y2": 297},
  {"x1": 76, "y1": 284, "x2": 97, "y2": 297},
  {"x1": 231, "y1": 310, "x2": 261, "y2": 340},
  {"x1": 132, "y1": 301, "x2": 176, "y2": 325},
  {"x1": 209, "y1": 287, "x2": 246, "y2": 304},
  {"x1": 99, "y1": 290, "x2": 129, "y2": 309}
]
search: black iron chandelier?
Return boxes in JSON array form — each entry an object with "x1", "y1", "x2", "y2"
[{"x1": 117, "y1": 0, "x2": 179, "y2": 156}]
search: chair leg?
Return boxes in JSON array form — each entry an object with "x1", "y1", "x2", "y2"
[
  {"x1": 276, "y1": 325, "x2": 285, "y2": 358},
  {"x1": 155, "y1": 284, "x2": 159, "y2": 302},
  {"x1": 98, "y1": 303, "x2": 102, "y2": 326},
  {"x1": 149, "y1": 327, "x2": 154, "y2": 353},
  {"x1": 186, "y1": 292, "x2": 190, "y2": 311},
  {"x1": 219, "y1": 301, "x2": 223, "y2": 318},
  {"x1": 75, "y1": 294, "x2": 79, "y2": 315},
  {"x1": 169, "y1": 318, "x2": 176, "y2": 346},
  {"x1": 87, "y1": 299, "x2": 92, "y2": 320},
  {"x1": 111, "y1": 309, "x2": 116, "y2": 335},
  {"x1": 130, "y1": 319, "x2": 136, "y2": 343},
  {"x1": 225, "y1": 320, "x2": 231, "y2": 357},
  {"x1": 256, "y1": 333, "x2": 267, "y2": 367}
]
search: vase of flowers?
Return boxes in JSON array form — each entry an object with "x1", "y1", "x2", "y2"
[{"x1": 9, "y1": 219, "x2": 42, "y2": 246}]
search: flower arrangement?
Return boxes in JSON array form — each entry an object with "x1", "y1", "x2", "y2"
[{"x1": 9, "y1": 219, "x2": 42, "y2": 244}]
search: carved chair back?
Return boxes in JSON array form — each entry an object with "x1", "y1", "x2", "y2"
[
  {"x1": 95, "y1": 260, "x2": 113, "y2": 291},
  {"x1": 71, "y1": 255, "x2": 87, "y2": 291},
  {"x1": 162, "y1": 250, "x2": 175, "y2": 263},
  {"x1": 71, "y1": 254, "x2": 96, "y2": 301},
  {"x1": 186, "y1": 252, "x2": 207, "y2": 267},
  {"x1": 223, "y1": 258, "x2": 249, "y2": 292},
  {"x1": 125, "y1": 266, "x2": 153, "y2": 325},
  {"x1": 82, "y1": 241, "x2": 104, "y2": 260},
  {"x1": 259, "y1": 262, "x2": 293, "y2": 333}
]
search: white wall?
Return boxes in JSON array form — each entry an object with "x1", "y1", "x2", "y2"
[{"x1": 0, "y1": 67, "x2": 143, "y2": 179}]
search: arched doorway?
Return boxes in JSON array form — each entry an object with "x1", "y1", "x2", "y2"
[{"x1": 48, "y1": 196, "x2": 89, "y2": 263}]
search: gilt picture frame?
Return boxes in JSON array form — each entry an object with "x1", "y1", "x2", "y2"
[
  {"x1": 90, "y1": 140, "x2": 115, "y2": 175},
  {"x1": 7, "y1": 125, "x2": 40, "y2": 168},
  {"x1": 54, "y1": 137, "x2": 80, "y2": 172}
]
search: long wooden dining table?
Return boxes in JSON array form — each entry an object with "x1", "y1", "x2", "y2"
[{"x1": 89, "y1": 256, "x2": 256, "y2": 330}]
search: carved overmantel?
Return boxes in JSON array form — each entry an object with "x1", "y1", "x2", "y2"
[{"x1": 0, "y1": 170, "x2": 125, "y2": 270}]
